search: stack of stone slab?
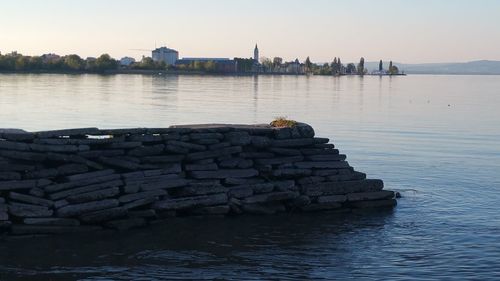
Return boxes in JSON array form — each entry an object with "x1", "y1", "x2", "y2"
[{"x1": 0, "y1": 123, "x2": 396, "y2": 235}]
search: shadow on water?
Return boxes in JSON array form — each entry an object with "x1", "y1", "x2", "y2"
[{"x1": 0, "y1": 210, "x2": 395, "y2": 280}]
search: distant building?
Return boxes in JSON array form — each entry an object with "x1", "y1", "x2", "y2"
[
  {"x1": 286, "y1": 59, "x2": 304, "y2": 74},
  {"x1": 152, "y1": 47, "x2": 179, "y2": 65},
  {"x1": 253, "y1": 44, "x2": 259, "y2": 63},
  {"x1": 41, "y1": 53, "x2": 60, "y2": 63},
  {"x1": 120, "y1": 56, "x2": 136, "y2": 66}
]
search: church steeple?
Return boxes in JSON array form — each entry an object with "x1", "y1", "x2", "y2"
[{"x1": 253, "y1": 44, "x2": 259, "y2": 63}]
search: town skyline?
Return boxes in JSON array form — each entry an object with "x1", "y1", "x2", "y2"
[{"x1": 1, "y1": 0, "x2": 500, "y2": 64}]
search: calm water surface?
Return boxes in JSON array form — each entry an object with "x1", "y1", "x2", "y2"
[{"x1": 0, "y1": 74, "x2": 499, "y2": 280}]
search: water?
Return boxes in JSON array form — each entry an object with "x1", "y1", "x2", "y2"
[{"x1": 0, "y1": 74, "x2": 500, "y2": 280}]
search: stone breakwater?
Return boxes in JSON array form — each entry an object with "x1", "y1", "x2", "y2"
[{"x1": 0, "y1": 123, "x2": 396, "y2": 236}]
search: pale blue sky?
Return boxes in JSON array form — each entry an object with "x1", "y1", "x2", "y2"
[{"x1": 0, "y1": 0, "x2": 498, "y2": 63}]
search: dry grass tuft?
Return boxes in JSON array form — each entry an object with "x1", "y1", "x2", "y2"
[{"x1": 270, "y1": 116, "x2": 298, "y2": 128}]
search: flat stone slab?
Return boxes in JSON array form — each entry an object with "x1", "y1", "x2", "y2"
[
  {"x1": 57, "y1": 199, "x2": 120, "y2": 217},
  {"x1": 190, "y1": 169, "x2": 259, "y2": 179}
]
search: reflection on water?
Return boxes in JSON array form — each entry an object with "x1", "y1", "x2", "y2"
[{"x1": 1, "y1": 74, "x2": 500, "y2": 280}]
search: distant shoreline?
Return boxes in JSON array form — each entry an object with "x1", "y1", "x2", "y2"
[{"x1": 0, "y1": 69, "x2": 408, "y2": 77}]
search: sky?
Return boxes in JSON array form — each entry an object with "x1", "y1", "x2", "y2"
[{"x1": 0, "y1": 0, "x2": 499, "y2": 64}]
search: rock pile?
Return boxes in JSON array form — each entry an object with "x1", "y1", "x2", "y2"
[{"x1": 0, "y1": 123, "x2": 396, "y2": 235}]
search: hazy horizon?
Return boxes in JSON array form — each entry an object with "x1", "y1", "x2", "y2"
[{"x1": 1, "y1": 0, "x2": 499, "y2": 64}]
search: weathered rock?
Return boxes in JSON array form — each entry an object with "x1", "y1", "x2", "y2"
[
  {"x1": 108, "y1": 142, "x2": 143, "y2": 149},
  {"x1": 224, "y1": 177, "x2": 265, "y2": 186},
  {"x1": 297, "y1": 176, "x2": 326, "y2": 185},
  {"x1": 300, "y1": 148, "x2": 339, "y2": 155},
  {"x1": 128, "y1": 134, "x2": 163, "y2": 143},
  {"x1": 25, "y1": 168, "x2": 59, "y2": 179},
  {"x1": 271, "y1": 138, "x2": 315, "y2": 147},
  {"x1": 9, "y1": 192, "x2": 54, "y2": 207},
  {"x1": 66, "y1": 169, "x2": 116, "y2": 182},
  {"x1": 294, "y1": 161, "x2": 351, "y2": 169},
  {"x1": 119, "y1": 190, "x2": 167, "y2": 203},
  {"x1": 0, "y1": 179, "x2": 38, "y2": 191},
  {"x1": 185, "y1": 163, "x2": 218, "y2": 171},
  {"x1": 0, "y1": 150, "x2": 47, "y2": 162},
  {"x1": 274, "y1": 180, "x2": 297, "y2": 192},
  {"x1": 190, "y1": 132, "x2": 224, "y2": 140},
  {"x1": 57, "y1": 199, "x2": 120, "y2": 217},
  {"x1": 243, "y1": 191, "x2": 299, "y2": 204},
  {"x1": 164, "y1": 145, "x2": 189, "y2": 154},
  {"x1": 224, "y1": 131, "x2": 251, "y2": 146},
  {"x1": 186, "y1": 146, "x2": 242, "y2": 161},
  {"x1": 79, "y1": 207, "x2": 127, "y2": 223},
  {"x1": 49, "y1": 179, "x2": 124, "y2": 200},
  {"x1": 23, "y1": 218, "x2": 80, "y2": 226},
  {"x1": 190, "y1": 205, "x2": 230, "y2": 215},
  {"x1": 142, "y1": 155, "x2": 185, "y2": 163},
  {"x1": 267, "y1": 147, "x2": 302, "y2": 156},
  {"x1": 167, "y1": 140, "x2": 206, "y2": 151},
  {"x1": 99, "y1": 156, "x2": 141, "y2": 170},
  {"x1": 346, "y1": 191, "x2": 394, "y2": 202},
  {"x1": 250, "y1": 136, "x2": 272, "y2": 148},
  {"x1": 45, "y1": 173, "x2": 120, "y2": 193},
  {"x1": 57, "y1": 164, "x2": 89, "y2": 176},
  {"x1": 78, "y1": 150, "x2": 125, "y2": 158},
  {"x1": 128, "y1": 144, "x2": 165, "y2": 157},
  {"x1": 29, "y1": 187, "x2": 45, "y2": 198},
  {"x1": 242, "y1": 203, "x2": 285, "y2": 215},
  {"x1": 66, "y1": 187, "x2": 121, "y2": 203},
  {"x1": 0, "y1": 140, "x2": 30, "y2": 151},
  {"x1": 272, "y1": 168, "x2": 312, "y2": 178},
  {"x1": 8, "y1": 203, "x2": 53, "y2": 217},
  {"x1": 30, "y1": 143, "x2": 89, "y2": 153},
  {"x1": 301, "y1": 179, "x2": 384, "y2": 196},
  {"x1": 0, "y1": 171, "x2": 21, "y2": 180},
  {"x1": 300, "y1": 202, "x2": 342, "y2": 212},
  {"x1": 172, "y1": 184, "x2": 227, "y2": 197},
  {"x1": 153, "y1": 193, "x2": 228, "y2": 210},
  {"x1": 122, "y1": 197, "x2": 159, "y2": 210},
  {"x1": 195, "y1": 138, "x2": 220, "y2": 145},
  {"x1": 317, "y1": 195, "x2": 347, "y2": 204},
  {"x1": 228, "y1": 186, "x2": 254, "y2": 199},
  {"x1": 255, "y1": 155, "x2": 304, "y2": 166},
  {"x1": 240, "y1": 152, "x2": 275, "y2": 159},
  {"x1": 190, "y1": 169, "x2": 258, "y2": 179},
  {"x1": 305, "y1": 154, "x2": 346, "y2": 161}
]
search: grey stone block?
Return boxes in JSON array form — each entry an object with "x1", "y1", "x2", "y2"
[
  {"x1": 45, "y1": 173, "x2": 120, "y2": 193},
  {"x1": 300, "y1": 148, "x2": 339, "y2": 155},
  {"x1": 79, "y1": 207, "x2": 127, "y2": 223},
  {"x1": 186, "y1": 146, "x2": 242, "y2": 161},
  {"x1": 49, "y1": 179, "x2": 124, "y2": 200},
  {"x1": 173, "y1": 184, "x2": 227, "y2": 197},
  {"x1": 224, "y1": 177, "x2": 265, "y2": 186},
  {"x1": 153, "y1": 193, "x2": 228, "y2": 210},
  {"x1": 190, "y1": 132, "x2": 224, "y2": 140},
  {"x1": 99, "y1": 156, "x2": 141, "y2": 170},
  {"x1": 58, "y1": 199, "x2": 120, "y2": 217},
  {"x1": 317, "y1": 195, "x2": 347, "y2": 204},
  {"x1": 36, "y1": 127, "x2": 100, "y2": 138},
  {"x1": 294, "y1": 161, "x2": 350, "y2": 169},
  {"x1": 119, "y1": 190, "x2": 167, "y2": 203},
  {"x1": 300, "y1": 202, "x2": 342, "y2": 212},
  {"x1": 255, "y1": 155, "x2": 304, "y2": 166},
  {"x1": 167, "y1": 140, "x2": 206, "y2": 151},
  {"x1": 239, "y1": 152, "x2": 275, "y2": 158},
  {"x1": 8, "y1": 203, "x2": 53, "y2": 217},
  {"x1": 346, "y1": 190, "x2": 395, "y2": 202},
  {"x1": 66, "y1": 169, "x2": 116, "y2": 182},
  {"x1": 271, "y1": 138, "x2": 315, "y2": 147},
  {"x1": 23, "y1": 218, "x2": 80, "y2": 226},
  {"x1": 66, "y1": 187, "x2": 121, "y2": 203},
  {"x1": 267, "y1": 147, "x2": 302, "y2": 156},
  {"x1": 122, "y1": 197, "x2": 158, "y2": 210},
  {"x1": 128, "y1": 144, "x2": 165, "y2": 157},
  {"x1": 301, "y1": 179, "x2": 384, "y2": 196},
  {"x1": 250, "y1": 136, "x2": 272, "y2": 148},
  {"x1": 142, "y1": 155, "x2": 185, "y2": 163},
  {"x1": 0, "y1": 140, "x2": 30, "y2": 151},
  {"x1": 272, "y1": 168, "x2": 312, "y2": 178},
  {"x1": 306, "y1": 154, "x2": 346, "y2": 161},
  {"x1": 190, "y1": 169, "x2": 258, "y2": 179},
  {"x1": 78, "y1": 150, "x2": 125, "y2": 158},
  {"x1": 30, "y1": 143, "x2": 89, "y2": 153},
  {"x1": 0, "y1": 171, "x2": 21, "y2": 180},
  {"x1": 9, "y1": 192, "x2": 54, "y2": 207},
  {"x1": 185, "y1": 163, "x2": 218, "y2": 171},
  {"x1": 224, "y1": 131, "x2": 251, "y2": 146},
  {"x1": 0, "y1": 179, "x2": 38, "y2": 191},
  {"x1": 0, "y1": 150, "x2": 47, "y2": 162},
  {"x1": 243, "y1": 191, "x2": 299, "y2": 204},
  {"x1": 297, "y1": 176, "x2": 326, "y2": 185},
  {"x1": 57, "y1": 164, "x2": 89, "y2": 176},
  {"x1": 108, "y1": 141, "x2": 143, "y2": 149},
  {"x1": 165, "y1": 144, "x2": 189, "y2": 154}
]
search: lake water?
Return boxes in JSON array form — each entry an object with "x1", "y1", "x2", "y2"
[{"x1": 1, "y1": 74, "x2": 500, "y2": 280}]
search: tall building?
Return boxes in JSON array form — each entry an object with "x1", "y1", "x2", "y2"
[
  {"x1": 152, "y1": 47, "x2": 179, "y2": 65},
  {"x1": 253, "y1": 44, "x2": 259, "y2": 63}
]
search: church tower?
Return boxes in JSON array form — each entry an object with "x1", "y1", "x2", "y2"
[{"x1": 253, "y1": 44, "x2": 259, "y2": 63}]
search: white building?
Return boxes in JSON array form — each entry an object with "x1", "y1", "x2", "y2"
[
  {"x1": 119, "y1": 56, "x2": 136, "y2": 66},
  {"x1": 152, "y1": 47, "x2": 179, "y2": 65}
]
